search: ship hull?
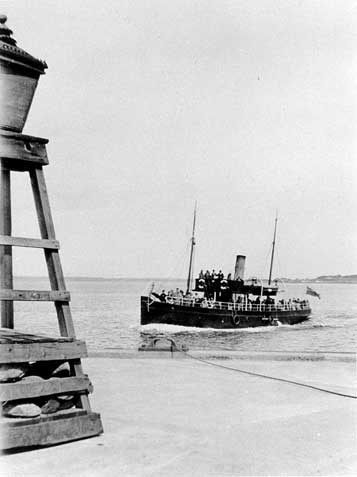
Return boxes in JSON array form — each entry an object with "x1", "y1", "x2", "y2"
[{"x1": 141, "y1": 297, "x2": 311, "y2": 329}]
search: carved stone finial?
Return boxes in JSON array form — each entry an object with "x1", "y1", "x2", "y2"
[
  {"x1": 0, "y1": 14, "x2": 47, "y2": 72},
  {"x1": 0, "y1": 14, "x2": 16, "y2": 45},
  {"x1": 0, "y1": 14, "x2": 47, "y2": 132}
]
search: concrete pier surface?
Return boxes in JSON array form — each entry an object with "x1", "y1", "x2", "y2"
[{"x1": 2, "y1": 352, "x2": 357, "y2": 476}]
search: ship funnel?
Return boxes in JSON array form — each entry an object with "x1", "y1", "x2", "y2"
[{"x1": 234, "y1": 255, "x2": 246, "y2": 280}]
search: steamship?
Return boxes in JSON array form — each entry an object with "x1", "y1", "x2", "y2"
[{"x1": 140, "y1": 209, "x2": 311, "y2": 329}]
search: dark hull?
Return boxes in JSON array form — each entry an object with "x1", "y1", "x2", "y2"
[{"x1": 141, "y1": 296, "x2": 311, "y2": 329}]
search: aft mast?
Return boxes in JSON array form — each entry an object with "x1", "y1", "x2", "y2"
[
  {"x1": 268, "y1": 212, "x2": 278, "y2": 285},
  {"x1": 186, "y1": 202, "x2": 197, "y2": 295}
]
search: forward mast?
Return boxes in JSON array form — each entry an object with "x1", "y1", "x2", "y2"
[
  {"x1": 268, "y1": 212, "x2": 278, "y2": 285},
  {"x1": 186, "y1": 203, "x2": 197, "y2": 294}
]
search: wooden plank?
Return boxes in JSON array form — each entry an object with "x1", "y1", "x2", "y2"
[
  {"x1": 0, "y1": 164, "x2": 13, "y2": 328},
  {"x1": 0, "y1": 290, "x2": 70, "y2": 301},
  {"x1": 1, "y1": 411, "x2": 103, "y2": 449},
  {"x1": 0, "y1": 131, "x2": 49, "y2": 144},
  {"x1": 0, "y1": 131, "x2": 48, "y2": 165},
  {"x1": 0, "y1": 235, "x2": 59, "y2": 249},
  {"x1": 0, "y1": 340, "x2": 87, "y2": 363},
  {"x1": 0, "y1": 376, "x2": 92, "y2": 401},
  {"x1": 0, "y1": 328, "x2": 74, "y2": 343}
]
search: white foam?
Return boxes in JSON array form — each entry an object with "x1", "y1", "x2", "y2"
[{"x1": 137, "y1": 323, "x2": 284, "y2": 333}]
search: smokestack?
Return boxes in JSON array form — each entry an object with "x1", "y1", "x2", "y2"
[{"x1": 234, "y1": 255, "x2": 246, "y2": 280}]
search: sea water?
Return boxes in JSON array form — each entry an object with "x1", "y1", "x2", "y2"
[{"x1": 13, "y1": 277, "x2": 357, "y2": 354}]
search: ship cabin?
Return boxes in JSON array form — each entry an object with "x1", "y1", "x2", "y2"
[
  {"x1": 192, "y1": 255, "x2": 279, "y2": 304},
  {"x1": 193, "y1": 276, "x2": 279, "y2": 303}
]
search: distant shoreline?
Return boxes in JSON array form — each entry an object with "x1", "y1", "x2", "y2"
[
  {"x1": 277, "y1": 275, "x2": 357, "y2": 284},
  {"x1": 15, "y1": 274, "x2": 357, "y2": 284}
]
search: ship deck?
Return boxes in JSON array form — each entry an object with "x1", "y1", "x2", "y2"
[{"x1": 146, "y1": 295, "x2": 311, "y2": 313}]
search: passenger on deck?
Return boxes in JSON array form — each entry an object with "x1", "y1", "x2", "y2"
[
  {"x1": 218, "y1": 270, "x2": 224, "y2": 280},
  {"x1": 227, "y1": 273, "x2": 232, "y2": 281},
  {"x1": 199, "y1": 270, "x2": 204, "y2": 279},
  {"x1": 201, "y1": 298, "x2": 208, "y2": 308},
  {"x1": 204, "y1": 270, "x2": 211, "y2": 280}
]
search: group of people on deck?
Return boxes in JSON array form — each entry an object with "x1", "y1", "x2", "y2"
[
  {"x1": 197, "y1": 269, "x2": 237, "y2": 300},
  {"x1": 156, "y1": 288, "x2": 308, "y2": 310},
  {"x1": 154, "y1": 273, "x2": 309, "y2": 310},
  {"x1": 159, "y1": 288, "x2": 184, "y2": 302},
  {"x1": 198, "y1": 269, "x2": 232, "y2": 281}
]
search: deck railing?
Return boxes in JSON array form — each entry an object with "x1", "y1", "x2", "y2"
[{"x1": 164, "y1": 296, "x2": 310, "y2": 312}]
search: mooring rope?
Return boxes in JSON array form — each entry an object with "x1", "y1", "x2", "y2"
[
  {"x1": 149, "y1": 337, "x2": 357, "y2": 399},
  {"x1": 174, "y1": 346, "x2": 357, "y2": 400}
]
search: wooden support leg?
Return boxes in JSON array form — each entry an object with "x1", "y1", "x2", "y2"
[
  {"x1": 0, "y1": 163, "x2": 14, "y2": 328},
  {"x1": 29, "y1": 166, "x2": 91, "y2": 411},
  {"x1": 0, "y1": 132, "x2": 101, "y2": 448},
  {"x1": 70, "y1": 360, "x2": 91, "y2": 411},
  {"x1": 29, "y1": 167, "x2": 75, "y2": 337}
]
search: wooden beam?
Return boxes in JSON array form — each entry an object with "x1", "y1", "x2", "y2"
[
  {"x1": 0, "y1": 329, "x2": 74, "y2": 344},
  {"x1": 0, "y1": 290, "x2": 70, "y2": 301},
  {"x1": 0, "y1": 235, "x2": 60, "y2": 249},
  {"x1": 0, "y1": 340, "x2": 87, "y2": 363},
  {"x1": 30, "y1": 167, "x2": 75, "y2": 337},
  {"x1": 0, "y1": 131, "x2": 48, "y2": 166},
  {"x1": 0, "y1": 164, "x2": 13, "y2": 328},
  {"x1": 30, "y1": 167, "x2": 91, "y2": 411},
  {"x1": 0, "y1": 376, "x2": 92, "y2": 401},
  {"x1": 1, "y1": 411, "x2": 103, "y2": 449}
]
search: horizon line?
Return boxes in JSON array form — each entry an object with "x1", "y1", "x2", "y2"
[{"x1": 14, "y1": 274, "x2": 357, "y2": 281}]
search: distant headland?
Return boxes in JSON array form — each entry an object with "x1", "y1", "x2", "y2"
[{"x1": 276, "y1": 274, "x2": 357, "y2": 284}]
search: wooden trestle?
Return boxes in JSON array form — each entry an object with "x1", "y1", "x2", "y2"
[{"x1": 0, "y1": 130, "x2": 103, "y2": 449}]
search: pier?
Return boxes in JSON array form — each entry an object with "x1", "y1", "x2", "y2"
[{"x1": 3, "y1": 352, "x2": 356, "y2": 476}]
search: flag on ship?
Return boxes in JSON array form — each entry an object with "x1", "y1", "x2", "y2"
[{"x1": 306, "y1": 286, "x2": 320, "y2": 299}]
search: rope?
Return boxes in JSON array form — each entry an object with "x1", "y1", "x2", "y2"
[
  {"x1": 141, "y1": 240, "x2": 189, "y2": 295},
  {"x1": 176, "y1": 348, "x2": 357, "y2": 400}
]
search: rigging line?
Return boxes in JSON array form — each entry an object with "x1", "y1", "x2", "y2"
[
  {"x1": 275, "y1": 251, "x2": 284, "y2": 282},
  {"x1": 175, "y1": 241, "x2": 191, "y2": 280},
  {"x1": 261, "y1": 244, "x2": 272, "y2": 278},
  {"x1": 180, "y1": 350, "x2": 356, "y2": 400},
  {"x1": 151, "y1": 241, "x2": 190, "y2": 294},
  {"x1": 166, "y1": 240, "x2": 190, "y2": 281}
]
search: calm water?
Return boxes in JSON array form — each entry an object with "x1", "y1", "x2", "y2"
[{"x1": 13, "y1": 277, "x2": 357, "y2": 353}]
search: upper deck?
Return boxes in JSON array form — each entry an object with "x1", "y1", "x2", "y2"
[{"x1": 194, "y1": 277, "x2": 280, "y2": 297}]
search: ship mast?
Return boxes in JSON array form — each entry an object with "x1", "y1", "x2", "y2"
[
  {"x1": 186, "y1": 202, "x2": 197, "y2": 295},
  {"x1": 268, "y1": 212, "x2": 278, "y2": 285}
]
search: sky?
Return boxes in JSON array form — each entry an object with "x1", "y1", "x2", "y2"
[{"x1": 1, "y1": 0, "x2": 357, "y2": 279}]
